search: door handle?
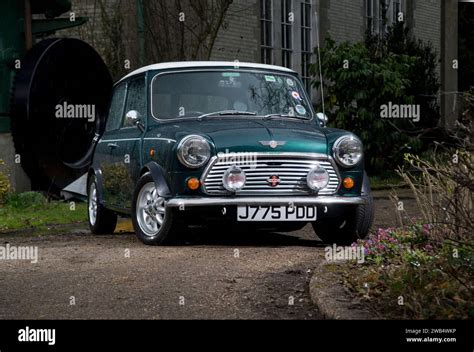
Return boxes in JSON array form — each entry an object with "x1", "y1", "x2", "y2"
[{"x1": 107, "y1": 143, "x2": 119, "y2": 149}]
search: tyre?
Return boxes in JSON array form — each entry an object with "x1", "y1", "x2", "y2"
[
  {"x1": 132, "y1": 173, "x2": 177, "y2": 245},
  {"x1": 313, "y1": 174, "x2": 374, "y2": 245},
  {"x1": 88, "y1": 176, "x2": 118, "y2": 234}
]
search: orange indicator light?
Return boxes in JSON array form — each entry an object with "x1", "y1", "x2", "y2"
[
  {"x1": 187, "y1": 178, "x2": 201, "y2": 191},
  {"x1": 343, "y1": 177, "x2": 355, "y2": 190}
]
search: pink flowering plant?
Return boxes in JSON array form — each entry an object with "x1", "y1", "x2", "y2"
[
  {"x1": 343, "y1": 222, "x2": 473, "y2": 319},
  {"x1": 339, "y1": 122, "x2": 474, "y2": 318},
  {"x1": 353, "y1": 224, "x2": 436, "y2": 266}
]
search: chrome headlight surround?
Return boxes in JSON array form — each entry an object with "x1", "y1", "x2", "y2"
[
  {"x1": 222, "y1": 165, "x2": 246, "y2": 192},
  {"x1": 333, "y1": 135, "x2": 364, "y2": 168},
  {"x1": 177, "y1": 135, "x2": 211, "y2": 169},
  {"x1": 307, "y1": 165, "x2": 330, "y2": 191}
]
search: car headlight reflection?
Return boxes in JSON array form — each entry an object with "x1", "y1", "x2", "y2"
[
  {"x1": 333, "y1": 135, "x2": 363, "y2": 167},
  {"x1": 177, "y1": 135, "x2": 211, "y2": 169}
]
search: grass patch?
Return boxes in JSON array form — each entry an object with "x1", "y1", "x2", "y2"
[
  {"x1": 370, "y1": 174, "x2": 405, "y2": 190},
  {"x1": 0, "y1": 192, "x2": 87, "y2": 233}
]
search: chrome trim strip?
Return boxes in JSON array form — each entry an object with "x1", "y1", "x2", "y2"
[
  {"x1": 144, "y1": 137, "x2": 177, "y2": 143},
  {"x1": 166, "y1": 196, "x2": 367, "y2": 207},
  {"x1": 215, "y1": 152, "x2": 328, "y2": 159},
  {"x1": 99, "y1": 138, "x2": 141, "y2": 143},
  {"x1": 201, "y1": 155, "x2": 219, "y2": 185},
  {"x1": 200, "y1": 153, "x2": 341, "y2": 196}
]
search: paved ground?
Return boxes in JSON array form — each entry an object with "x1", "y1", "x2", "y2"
[{"x1": 0, "y1": 190, "x2": 416, "y2": 320}]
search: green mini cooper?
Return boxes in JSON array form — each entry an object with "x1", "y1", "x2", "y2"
[{"x1": 88, "y1": 62, "x2": 374, "y2": 245}]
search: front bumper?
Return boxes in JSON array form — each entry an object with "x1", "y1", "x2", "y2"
[{"x1": 166, "y1": 196, "x2": 368, "y2": 208}]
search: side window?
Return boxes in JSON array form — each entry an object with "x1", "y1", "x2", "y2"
[
  {"x1": 105, "y1": 83, "x2": 126, "y2": 132},
  {"x1": 123, "y1": 77, "x2": 146, "y2": 128}
]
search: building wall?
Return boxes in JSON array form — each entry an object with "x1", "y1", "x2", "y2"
[
  {"x1": 411, "y1": 0, "x2": 442, "y2": 58},
  {"x1": 211, "y1": 0, "x2": 260, "y2": 62},
  {"x1": 42, "y1": 0, "x2": 136, "y2": 82},
  {"x1": 44, "y1": 0, "x2": 109, "y2": 56},
  {"x1": 55, "y1": 0, "x2": 450, "y2": 113},
  {"x1": 320, "y1": 0, "x2": 365, "y2": 44}
]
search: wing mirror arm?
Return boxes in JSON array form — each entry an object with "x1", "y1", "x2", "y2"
[
  {"x1": 125, "y1": 110, "x2": 145, "y2": 132},
  {"x1": 135, "y1": 120, "x2": 145, "y2": 133}
]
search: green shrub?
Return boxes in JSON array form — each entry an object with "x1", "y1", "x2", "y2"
[
  {"x1": 0, "y1": 159, "x2": 11, "y2": 204},
  {"x1": 6, "y1": 192, "x2": 47, "y2": 209},
  {"x1": 367, "y1": 22, "x2": 440, "y2": 132},
  {"x1": 344, "y1": 120, "x2": 473, "y2": 319},
  {"x1": 310, "y1": 22, "x2": 440, "y2": 174}
]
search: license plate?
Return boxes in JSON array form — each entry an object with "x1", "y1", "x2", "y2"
[{"x1": 237, "y1": 205, "x2": 317, "y2": 222}]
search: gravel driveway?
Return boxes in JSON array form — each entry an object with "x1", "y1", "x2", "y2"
[{"x1": 0, "y1": 190, "x2": 416, "y2": 320}]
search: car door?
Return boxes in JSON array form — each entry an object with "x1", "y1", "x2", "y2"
[
  {"x1": 95, "y1": 81, "x2": 127, "y2": 209},
  {"x1": 108, "y1": 75, "x2": 147, "y2": 210}
]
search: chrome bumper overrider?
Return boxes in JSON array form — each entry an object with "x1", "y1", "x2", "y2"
[{"x1": 166, "y1": 196, "x2": 368, "y2": 208}]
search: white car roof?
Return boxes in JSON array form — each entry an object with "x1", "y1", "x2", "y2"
[{"x1": 118, "y1": 61, "x2": 296, "y2": 83}]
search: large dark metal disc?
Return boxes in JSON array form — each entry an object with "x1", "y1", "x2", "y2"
[{"x1": 11, "y1": 38, "x2": 112, "y2": 192}]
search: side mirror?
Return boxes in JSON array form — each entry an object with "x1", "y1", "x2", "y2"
[
  {"x1": 125, "y1": 110, "x2": 145, "y2": 132},
  {"x1": 316, "y1": 112, "x2": 329, "y2": 126}
]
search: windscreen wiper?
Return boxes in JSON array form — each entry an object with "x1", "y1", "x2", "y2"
[
  {"x1": 197, "y1": 110, "x2": 257, "y2": 120},
  {"x1": 263, "y1": 113, "x2": 311, "y2": 121}
]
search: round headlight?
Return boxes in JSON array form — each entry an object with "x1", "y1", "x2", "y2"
[
  {"x1": 333, "y1": 136, "x2": 363, "y2": 167},
  {"x1": 307, "y1": 166, "x2": 330, "y2": 191},
  {"x1": 223, "y1": 166, "x2": 246, "y2": 192},
  {"x1": 177, "y1": 135, "x2": 211, "y2": 169}
]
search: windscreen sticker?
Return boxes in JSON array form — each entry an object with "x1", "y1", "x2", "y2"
[
  {"x1": 291, "y1": 91, "x2": 302, "y2": 101},
  {"x1": 265, "y1": 75, "x2": 277, "y2": 82},
  {"x1": 218, "y1": 79, "x2": 241, "y2": 88},
  {"x1": 295, "y1": 105, "x2": 307, "y2": 115},
  {"x1": 222, "y1": 72, "x2": 241, "y2": 77},
  {"x1": 286, "y1": 78, "x2": 295, "y2": 87}
]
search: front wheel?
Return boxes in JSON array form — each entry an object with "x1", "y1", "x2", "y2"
[
  {"x1": 132, "y1": 173, "x2": 177, "y2": 245},
  {"x1": 312, "y1": 197, "x2": 374, "y2": 245},
  {"x1": 313, "y1": 173, "x2": 374, "y2": 245}
]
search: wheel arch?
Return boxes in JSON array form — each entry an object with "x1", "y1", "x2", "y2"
[
  {"x1": 140, "y1": 162, "x2": 172, "y2": 198},
  {"x1": 361, "y1": 171, "x2": 372, "y2": 196}
]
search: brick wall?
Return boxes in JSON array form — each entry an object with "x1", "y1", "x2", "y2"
[
  {"x1": 411, "y1": 0, "x2": 442, "y2": 59},
  {"x1": 50, "y1": 0, "x2": 110, "y2": 58},
  {"x1": 321, "y1": 0, "x2": 365, "y2": 44},
  {"x1": 210, "y1": 0, "x2": 260, "y2": 63},
  {"x1": 56, "y1": 0, "x2": 444, "y2": 80}
]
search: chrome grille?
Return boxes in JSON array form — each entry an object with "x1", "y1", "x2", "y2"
[{"x1": 201, "y1": 153, "x2": 340, "y2": 196}]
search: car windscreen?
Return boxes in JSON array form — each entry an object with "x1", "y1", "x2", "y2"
[{"x1": 151, "y1": 70, "x2": 313, "y2": 120}]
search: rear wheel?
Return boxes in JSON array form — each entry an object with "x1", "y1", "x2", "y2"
[
  {"x1": 132, "y1": 173, "x2": 178, "y2": 245},
  {"x1": 88, "y1": 176, "x2": 117, "y2": 234}
]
